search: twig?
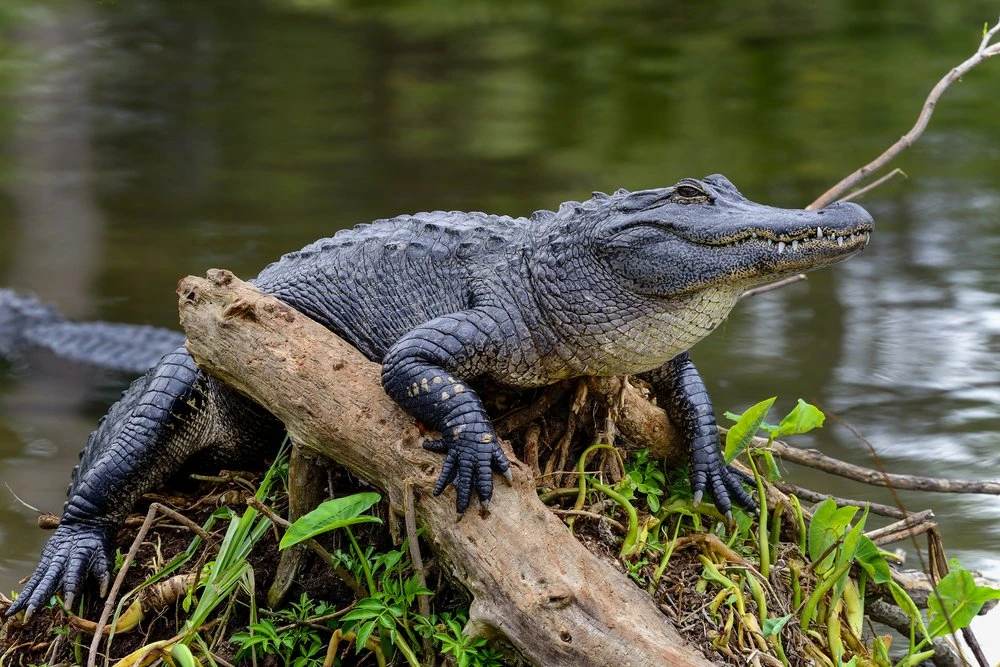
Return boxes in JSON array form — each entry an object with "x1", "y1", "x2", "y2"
[
  {"x1": 865, "y1": 511, "x2": 937, "y2": 547},
  {"x1": 88, "y1": 503, "x2": 164, "y2": 667},
  {"x1": 740, "y1": 274, "x2": 807, "y2": 299},
  {"x1": 549, "y1": 509, "x2": 625, "y2": 532},
  {"x1": 5, "y1": 483, "x2": 43, "y2": 514},
  {"x1": 837, "y1": 167, "x2": 907, "y2": 203},
  {"x1": 403, "y1": 484, "x2": 431, "y2": 623},
  {"x1": 810, "y1": 19, "x2": 1000, "y2": 209},
  {"x1": 863, "y1": 510, "x2": 934, "y2": 542},
  {"x1": 769, "y1": 439, "x2": 1000, "y2": 495},
  {"x1": 771, "y1": 481, "x2": 908, "y2": 519},
  {"x1": 495, "y1": 381, "x2": 571, "y2": 436}
]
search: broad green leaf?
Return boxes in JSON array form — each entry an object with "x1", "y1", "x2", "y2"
[
  {"x1": 724, "y1": 397, "x2": 776, "y2": 463},
  {"x1": 771, "y1": 399, "x2": 825, "y2": 437},
  {"x1": 855, "y1": 536, "x2": 892, "y2": 584},
  {"x1": 762, "y1": 613, "x2": 793, "y2": 637},
  {"x1": 927, "y1": 567, "x2": 1000, "y2": 637},
  {"x1": 807, "y1": 499, "x2": 858, "y2": 574},
  {"x1": 280, "y1": 492, "x2": 382, "y2": 549},
  {"x1": 724, "y1": 412, "x2": 778, "y2": 433}
]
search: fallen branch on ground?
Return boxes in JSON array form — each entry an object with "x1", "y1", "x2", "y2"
[{"x1": 177, "y1": 269, "x2": 713, "y2": 667}]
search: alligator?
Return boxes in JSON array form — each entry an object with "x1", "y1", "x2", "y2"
[
  {"x1": 6, "y1": 174, "x2": 873, "y2": 619},
  {"x1": 0, "y1": 289, "x2": 185, "y2": 374}
]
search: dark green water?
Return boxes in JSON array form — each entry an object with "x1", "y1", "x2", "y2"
[{"x1": 1, "y1": 0, "x2": 998, "y2": 649}]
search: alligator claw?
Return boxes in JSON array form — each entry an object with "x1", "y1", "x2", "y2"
[
  {"x1": 5, "y1": 520, "x2": 113, "y2": 620},
  {"x1": 689, "y1": 458, "x2": 758, "y2": 521},
  {"x1": 426, "y1": 429, "x2": 511, "y2": 514}
]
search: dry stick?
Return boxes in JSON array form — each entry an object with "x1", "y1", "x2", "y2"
[
  {"x1": 88, "y1": 502, "x2": 172, "y2": 667},
  {"x1": 863, "y1": 509, "x2": 935, "y2": 544},
  {"x1": 772, "y1": 481, "x2": 909, "y2": 519},
  {"x1": 402, "y1": 484, "x2": 432, "y2": 623},
  {"x1": 740, "y1": 274, "x2": 807, "y2": 299},
  {"x1": 769, "y1": 439, "x2": 1000, "y2": 495},
  {"x1": 810, "y1": 19, "x2": 1000, "y2": 210},
  {"x1": 837, "y1": 167, "x2": 907, "y2": 203},
  {"x1": 740, "y1": 21, "x2": 1000, "y2": 299}
]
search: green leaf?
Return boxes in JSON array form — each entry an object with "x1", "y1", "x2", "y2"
[
  {"x1": 807, "y1": 498, "x2": 858, "y2": 574},
  {"x1": 724, "y1": 397, "x2": 776, "y2": 463},
  {"x1": 647, "y1": 493, "x2": 660, "y2": 513},
  {"x1": 855, "y1": 536, "x2": 891, "y2": 584},
  {"x1": 927, "y1": 567, "x2": 1000, "y2": 637},
  {"x1": 986, "y1": 21, "x2": 990, "y2": 38},
  {"x1": 771, "y1": 399, "x2": 825, "y2": 438},
  {"x1": 355, "y1": 619, "x2": 377, "y2": 654},
  {"x1": 280, "y1": 492, "x2": 382, "y2": 549},
  {"x1": 762, "y1": 613, "x2": 793, "y2": 637},
  {"x1": 724, "y1": 412, "x2": 778, "y2": 433}
]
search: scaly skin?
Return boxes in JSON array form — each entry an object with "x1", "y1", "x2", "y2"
[
  {"x1": 0, "y1": 288, "x2": 185, "y2": 373},
  {"x1": 7, "y1": 175, "x2": 874, "y2": 618}
]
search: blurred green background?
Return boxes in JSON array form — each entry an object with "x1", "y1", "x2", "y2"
[{"x1": 0, "y1": 0, "x2": 998, "y2": 649}]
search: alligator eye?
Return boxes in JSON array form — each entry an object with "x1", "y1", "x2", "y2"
[{"x1": 673, "y1": 184, "x2": 709, "y2": 202}]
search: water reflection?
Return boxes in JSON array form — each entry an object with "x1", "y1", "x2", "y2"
[{"x1": 0, "y1": 1, "x2": 998, "y2": 652}]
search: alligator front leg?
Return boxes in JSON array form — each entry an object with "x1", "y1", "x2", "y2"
[
  {"x1": 381, "y1": 309, "x2": 513, "y2": 514},
  {"x1": 641, "y1": 351, "x2": 757, "y2": 521}
]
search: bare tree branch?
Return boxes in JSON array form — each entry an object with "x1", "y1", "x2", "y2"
[{"x1": 809, "y1": 18, "x2": 1000, "y2": 210}]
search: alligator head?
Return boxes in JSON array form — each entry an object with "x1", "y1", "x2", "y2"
[
  {"x1": 587, "y1": 174, "x2": 874, "y2": 296},
  {"x1": 528, "y1": 174, "x2": 874, "y2": 376}
]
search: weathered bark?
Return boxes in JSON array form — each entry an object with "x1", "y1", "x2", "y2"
[{"x1": 177, "y1": 270, "x2": 715, "y2": 667}]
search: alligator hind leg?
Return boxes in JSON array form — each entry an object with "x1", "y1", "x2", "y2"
[
  {"x1": 640, "y1": 351, "x2": 757, "y2": 520},
  {"x1": 6, "y1": 348, "x2": 277, "y2": 619}
]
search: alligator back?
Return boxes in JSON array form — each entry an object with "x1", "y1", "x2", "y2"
[{"x1": 253, "y1": 211, "x2": 531, "y2": 361}]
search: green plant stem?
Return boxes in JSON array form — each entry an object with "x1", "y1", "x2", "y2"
[
  {"x1": 391, "y1": 628, "x2": 421, "y2": 667},
  {"x1": 789, "y1": 494, "x2": 807, "y2": 554},
  {"x1": 652, "y1": 518, "x2": 683, "y2": 584},
  {"x1": 569, "y1": 444, "x2": 622, "y2": 531},
  {"x1": 746, "y1": 453, "x2": 770, "y2": 579},
  {"x1": 345, "y1": 527, "x2": 376, "y2": 596},
  {"x1": 800, "y1": 561, "x2": 852, "y2": 629},
  {"x1": 590, "y1": 479, "x2": 639, "y2": 557}
]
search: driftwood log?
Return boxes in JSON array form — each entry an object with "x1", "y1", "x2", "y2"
[{"x1": 177, "y1": 269, "x2": 714, "y2": 667}]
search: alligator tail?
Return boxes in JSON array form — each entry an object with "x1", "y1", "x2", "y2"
[{"x1": 0, "y1": 288, "x2": 185, "y2": 373}]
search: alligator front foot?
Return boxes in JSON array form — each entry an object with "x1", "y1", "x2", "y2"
[
  {"x1": 6, "y1": 520, "x2": 112, "y2": 620},
  {"x1": 424, "y1": 426, "x2": 512, "y2": 514},
  {"x1": 689, "y1": 440, "x2": 758, "y2": 521}
]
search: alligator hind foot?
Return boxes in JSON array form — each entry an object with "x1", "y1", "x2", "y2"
[{"x1": 7, "y1": 520, "x2": 112, "y2": 621}]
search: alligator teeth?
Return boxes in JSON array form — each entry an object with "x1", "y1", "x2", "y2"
[
  {"x1": 751, "y1": 233, "x2": 757, "y2": 239},
  {"x1": 767, "y1": 239, "x2": 774, "y2": 246},
  {"x1": 777, "y1": 241, "x2": 786, "y2": 254},
  {"x1": 837, "y1": 236, "x2": 844, "y2": 246},
  {"x1": 817, "y1": 227, "x2": 823, "y2": 239},
  {"x1": 791, "y1": 240, "x2": 799, "y2": 251},
  {"x1": 864, "y1": 232, "x2": 871, "y2": 246}
]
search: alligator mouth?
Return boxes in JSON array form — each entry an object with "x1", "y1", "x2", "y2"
[{"x1": 701, "y1": 225, "x2": 873, "y2": 253}]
